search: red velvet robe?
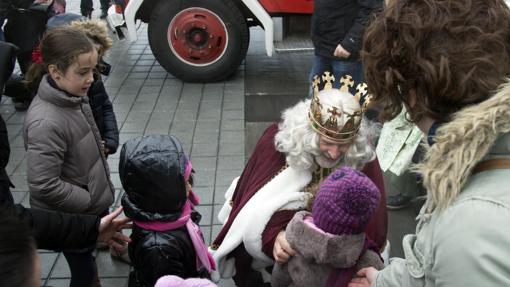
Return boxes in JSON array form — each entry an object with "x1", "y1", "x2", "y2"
[{"x1": 212, "y1": 123, "x2": 388, "y2": 286}]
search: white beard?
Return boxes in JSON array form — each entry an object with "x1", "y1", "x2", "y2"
[{"x1": 314, "y1": 153, "x2": 344, "y2": 169}]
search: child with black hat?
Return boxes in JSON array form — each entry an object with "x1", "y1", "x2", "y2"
[{"x1": 120, "y1": 135, "x2": 215, "y2": 287}]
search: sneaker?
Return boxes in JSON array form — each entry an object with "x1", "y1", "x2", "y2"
[{"x1": 387, "y1": 193, "x2": 413, "y2": 210}]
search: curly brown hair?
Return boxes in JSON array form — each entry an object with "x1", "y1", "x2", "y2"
[
  {"x1": 70, "y1": 20, "x2": 113, "y2": 55},
  {"x1": 362, "y1": 0, "x2": 510, "y2": 123}
]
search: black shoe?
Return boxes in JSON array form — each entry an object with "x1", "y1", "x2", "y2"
[{"x1": 387, "y1": 193, "x2": 413, "y2": 210}]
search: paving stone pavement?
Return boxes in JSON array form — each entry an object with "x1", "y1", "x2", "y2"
[{"x1": 1, "y1": 0, "x2": 251, "y2": 285}]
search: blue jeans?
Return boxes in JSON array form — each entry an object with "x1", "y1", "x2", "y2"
[{"x1": 309, "y1": 55, "x2": 363, "y2": 96}]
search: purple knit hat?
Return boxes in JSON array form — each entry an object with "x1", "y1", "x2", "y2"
[{"x1": 312, "y1": 167, "x2": 381, "y2": 235}]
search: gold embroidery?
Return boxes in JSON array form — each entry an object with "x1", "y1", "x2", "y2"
[{"x1": 304, "y1": 167, "x2": 332, "y2": 210}]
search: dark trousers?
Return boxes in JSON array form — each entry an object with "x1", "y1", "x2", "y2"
[
  {"x1": 0, "y1": 180, "x2": 13, "y2": 206},
  {"x1": 80, "y1": 0, "x2": 110, "y2": 14},
  {"x1": 63, "y1": 250, "x2": 97, "y2": 287},
  {"x1": 308, "y1": 55, "x2": 363, "y2": 97}
]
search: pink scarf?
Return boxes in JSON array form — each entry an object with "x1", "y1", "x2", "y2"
[{"x1": 134, "y1": 162, "x2": 216, "y2": 274}]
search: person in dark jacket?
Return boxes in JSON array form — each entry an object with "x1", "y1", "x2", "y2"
[
  {"x1": 0, "y1": 205, "x2": 131, "y2": 287},
  {"x1": 0, "y1": 40, "x2": 17, "y2": 205},
  {"x1": 309, "y1": 0, "x2": 383, "y2": 88},
  {"x1": 0, "y1": 114, "x2": 14, "y2": 206},
  {"x1": 120, "y1": 135, "x2": 215, "y2": 287},
  {"x1": 70, "y1": 19, "x2": 119, "y2": 155}
]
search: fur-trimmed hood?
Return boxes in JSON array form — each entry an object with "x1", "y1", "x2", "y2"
[{"x1": 417, "y1": 80, "x2": 510, "y2": 211}]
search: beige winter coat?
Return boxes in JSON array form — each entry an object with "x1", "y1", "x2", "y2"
[
  {"x1": 23, "y1": 75, "x2": 114, "y2": 215},
  {"x1": 375, "y1": 81, "x2": 510, "y2": 286}
]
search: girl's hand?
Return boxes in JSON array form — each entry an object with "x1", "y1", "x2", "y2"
[
  {"x1": 100, "y1": 140, "x2": 110, "y2": 155},
  {"x1": 348, "y1": 267, "x2": 379, "y2": 287},
  {"x1": 273, "y1": 230, "x2": 296, "y2": 263}
]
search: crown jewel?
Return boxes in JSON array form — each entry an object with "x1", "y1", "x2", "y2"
[{"x1": 309, "y1": 72, "x2": 372, "y2": 143}]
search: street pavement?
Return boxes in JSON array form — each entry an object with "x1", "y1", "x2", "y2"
[{"x1": 1, "y1": 0, "x2": 418, "y2": 285}]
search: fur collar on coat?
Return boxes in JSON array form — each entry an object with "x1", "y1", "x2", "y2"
[{"x1": 418, "y1": 80, "x2": 510, "y2": 211}]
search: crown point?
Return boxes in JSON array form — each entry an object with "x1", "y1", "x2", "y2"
[
  {"x1": 340, "y1": 75, "x2": 354, "y2": 92},
  {"x1": 355, "y1": 83, "x2": 368, "y2": 102},
  {"x1": 322, "y1": 72, "x2": 335, "y2": 90}
]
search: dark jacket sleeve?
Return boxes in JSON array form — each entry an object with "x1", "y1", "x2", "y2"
[
  {"x1": 340, "y1": 0, "x2": 383, "y2": 55},
  {"x1": 0, "y1": 114, "x2": 10, "y2": 170},
  {"x1": 11, "y1": 204, "x2": 100, "y2": 251},
  {"x1": 0, "y1": 114, "x2": 13, "y2": 205},
  {"x1": 96, "y1": 81, "x2": 119, "y2": 154}
]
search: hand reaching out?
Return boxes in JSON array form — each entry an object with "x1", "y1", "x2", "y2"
[
  {"x1": 98, "y1": 207, "x2": 132, "y2": 251},
  {"x1": 273, "y1": 230, "x2": 296, "y2": 263}
]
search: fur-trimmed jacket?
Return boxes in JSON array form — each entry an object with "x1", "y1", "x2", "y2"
[
  {"x1": 375, "y1": 82, "x2": 510, "y2": 286},
  {"x1": 271, "y1": 211, "x2": 384, "y2": 287}
]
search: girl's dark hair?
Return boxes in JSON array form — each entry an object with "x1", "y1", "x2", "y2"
[
  {"x1": 362, "y1": 0, "x2": 510, "y2": 123},
  {"x1": 0, "y1": 207, "x2": 36, "y2": 287},
  {"x1": 25, "y1": 26, "x2": 94, "y2": 92}
]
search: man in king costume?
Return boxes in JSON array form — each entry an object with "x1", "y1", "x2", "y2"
[{"x1": 210, "y1": 72, "x2": 388, "y2": 286}]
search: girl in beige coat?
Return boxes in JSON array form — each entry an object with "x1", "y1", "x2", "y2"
[
  {"x1": 23, "y1": 26, "x2": 114, "y2": 287},
  {"x1": 349, "y1": 0, "x2": 510, "y2": 286}
]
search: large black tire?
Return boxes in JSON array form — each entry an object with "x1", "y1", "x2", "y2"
[{"x1": 148, "y1": 0, "x2": 249, "y2": 82}]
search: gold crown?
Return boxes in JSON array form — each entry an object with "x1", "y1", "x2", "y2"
[{"x1": 308, "y1": 72, "x2": 372, "y2": 143}]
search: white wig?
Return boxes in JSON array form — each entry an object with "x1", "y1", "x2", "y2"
[{"x1": 274, "y1": 99, "x2": 378, "y2": 171}]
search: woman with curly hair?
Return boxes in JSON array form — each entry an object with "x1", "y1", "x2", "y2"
[{"x1": 349, "y1": 0, "x2": 510, "y2": 286}]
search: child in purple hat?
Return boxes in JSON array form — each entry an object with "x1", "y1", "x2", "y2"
[{"x1": 271, "y1": 167, "x2": 384, "y2": 287}]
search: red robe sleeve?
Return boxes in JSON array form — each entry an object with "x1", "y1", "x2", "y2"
[{"x1": 261, "y1": 210, "x2": 298, "y2": 259}]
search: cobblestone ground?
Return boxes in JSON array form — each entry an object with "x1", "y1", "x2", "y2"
[{"x1": 1, "y1": 0, "x2": 248, "y2": 285}]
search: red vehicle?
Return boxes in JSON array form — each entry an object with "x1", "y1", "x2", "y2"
[{"x1": 107, "y1": 0, "x2": 314, "y2": 82}]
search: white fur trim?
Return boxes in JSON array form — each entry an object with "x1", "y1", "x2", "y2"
[
  {"x1": 217, "y1": 176, "x2": 240, "y2": 224},
  {"x1": 212, "y1": 166, "x2": 312, "y2": 279}
]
